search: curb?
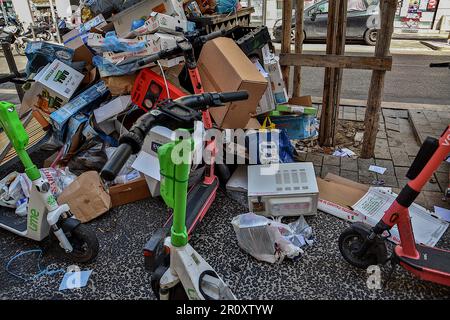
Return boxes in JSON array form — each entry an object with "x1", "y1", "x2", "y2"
[{"x1": 311, "y1": 97, "x2": 449, "y2": 111}]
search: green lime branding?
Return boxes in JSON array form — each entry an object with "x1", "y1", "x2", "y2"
[
  {"x1": 29, "y1": 209, "x2": 39, "y2": 231},
  {"x1": 54, "y1": 70, "x2": 70, "y2": 84}
]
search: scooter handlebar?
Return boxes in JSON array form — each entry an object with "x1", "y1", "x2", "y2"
[
  {"x1": 174, "y1": 91, "x2": 249, "y2": 110},
  {"x1": 100, "y1": 143, "x2": 133, "y2": 181}
]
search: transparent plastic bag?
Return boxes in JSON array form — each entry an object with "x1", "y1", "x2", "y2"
[
  {"x1": 0, "y1": 168, "x2": 76, "y2": 216},
  {"x1": 231, "y1": 213, "x2": 313, "y2": 263},
  {"x1": 102, "y1": 31, "x2": 146, "y2": 52},
  {"x1": 93, "y1": 55, "x2": 144, "y2": 77}
]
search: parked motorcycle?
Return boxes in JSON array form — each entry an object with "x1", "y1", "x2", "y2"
[{"x1": 14, "y1": 23, "x2": 53, "y2": 56}]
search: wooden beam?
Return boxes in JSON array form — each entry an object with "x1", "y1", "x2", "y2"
[
  {"x1": 361, "y1": 0, "x2": 397, "y2": 158},
  {"x1": 330, "y1": 0, "x2": 347, "y2": 145},
  {"x1": 292, "y1": 0, "x2": 304, "y2": 97},
  {"x1": 279, "y1": 54, "x2": 392, "y2": 71},
  {"x1": 281, "y1": 0, "x2": 293, "y2": 92},
  {"x1": 319, "y1": 0, "x2": 341, "y2": 147}
]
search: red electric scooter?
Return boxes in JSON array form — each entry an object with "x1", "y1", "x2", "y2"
[
  {"x1": 339, "y1": 125, "x2": 450, "y2": 287},
  {"x1": 113, "y1": 29, "x2": 233, "y2": 276}
]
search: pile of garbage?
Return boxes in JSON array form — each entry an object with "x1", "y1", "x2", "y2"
[{"x1": 9, "y1": 0, "x2": 319, "y2": 224}]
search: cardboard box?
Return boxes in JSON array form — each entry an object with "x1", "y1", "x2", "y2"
[
  {"x1": 87, "y1": 33, "x2": 148, "y2": 52},
  {"x1": 94, "y1": 95, "x2": 131, "y2": 124},
  {"x1": 265, "y1": 56, "x2": 288, "y2": 104},
  {"x1": 50, "y1": 81, "x2": 110, "y2": 132},
  {"x1": 62, "y1": 28, "x2": 94, "y2": 64},
  {"x1": 253, "y1": 60, "x2": 276, "y2": 115},
  {"x1": 147, "y1": 33, "x2": 185, "y2": 67},
  {"x1": 125, "y1": 12, "x2": 194, "y2": 38},
  {"x1": 110, "y1": 0, "x2": 186, "y2": 37},
  {"x1": 198, "y1": 37, "x2": 268, "y2": 129},
  {"x1": 103, "y1": 73, "x2": 138, "y2": 95},
  {"x1": 22, "y1": 60, "x2": 84, "y2": 114},
  {"x1": 109, "y1": 176, "x2": 151, "y2": 207},
  {"x1": 57, "y1": 171, "x2": 111, "y2": 223},
  {"x1": 317, "y1": 173, "x2": 449, "y2": 246},
  {"x1": 79, "y1": 14, "x2": 107, "y2": 33},
  {"x1": 132, "y1": 126, "x2": 176, "y2": 197}
]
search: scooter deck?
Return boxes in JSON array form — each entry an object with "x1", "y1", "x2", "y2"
[
  {"x1": 0, "y1": 210, "x2": 27, "y2": 232},
  {"x1": 397, "y1": 244, "x2": 450, "y2": 275}
]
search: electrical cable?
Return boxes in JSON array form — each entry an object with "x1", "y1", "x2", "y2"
[
  {"x1": 5, "y1": 249, "x2": 65, "y2": 282},
  {"x1": 157, "y1": 60, "x2": 171, "y2": 99}
]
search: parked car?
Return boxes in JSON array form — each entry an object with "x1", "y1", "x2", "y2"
[{"x1": 273, "y1": 0, "x2": 380, "y2": 45}]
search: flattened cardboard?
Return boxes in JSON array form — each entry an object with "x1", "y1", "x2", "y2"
[
  {"x1": 197, "y1": 37, "x2": 268, "y2": 129},
  {"x1": 57, "y1": 171, "x2": 111, "y2": 223}
]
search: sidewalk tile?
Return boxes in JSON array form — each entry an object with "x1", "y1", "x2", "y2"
[
  {"x1": 390, "y1": 147, "x2": 411, "y2": 166},
  {"x1": 341, "y1": 157, "x2": 358, "y2": 171},
  {"x1": 306, "y1": 153, "x2": 324, "y2": 166},
  {"x1": 321, "y1": 165, "x2": 340, "y2": 178},
  {"x1": 340, "y1": 170, "x2": 358, "y2": 182},
  {"x1": 323, "y1": 155, "x2": 341, "y2": 166},
  {"x1": 374, "y1": 159, "x2": 395, "y2": 176}
]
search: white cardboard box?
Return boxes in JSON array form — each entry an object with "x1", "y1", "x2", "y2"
[
  {"x1": 253, "y1": 60, "x2": 276, "y2": 115},
  {"x1": 132, "y1": 126, "x2": 176, "y2": 197},
  {"x1": 22, "y1": 59, "x2": 84, "y2": 113},
  {"x1": 94, "y1": 95, "x2": 131, "y2": 123},
  {"x1": 125, "y1": 12, "x2": 193, "y2": 38},
  {"x1": 317, "y1": 174, "x2": 449, "y2": 247},
  {"x1": 109, "y1": 0, "x2": 187, "y2": 37},
  {"x1": 265, "y1": 57, "x2": 288, "y2": 104}
]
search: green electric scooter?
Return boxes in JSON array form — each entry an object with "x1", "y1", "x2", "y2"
[
  {"x1": 156, "y1": 137, "x2": 236, "y2": 300},
  {"x1": 0, "y1": 102, "x2": 99, "y2": 263}
]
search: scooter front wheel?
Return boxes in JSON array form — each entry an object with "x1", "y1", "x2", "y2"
[
  {"x1": 56, "y1": 224, "x2": 99, "y2": 263},
  {"x1": 339, "y1": 226, "x2": 380, "y2": 269}
]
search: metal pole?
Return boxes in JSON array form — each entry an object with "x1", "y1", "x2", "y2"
[
  {"x1": 0, "y1": 0, "x2": 8, "y2": 26},
  {"x1": 48, "y1": 0, "x2": 61, "y2": 43},
  {"x1": 1, "y1": 41, "x2": 24, "y2": 101}
]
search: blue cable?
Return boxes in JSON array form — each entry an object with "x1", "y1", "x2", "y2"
[{"x1": 5, "y1": 249, "x2": 65, "y2": 282}]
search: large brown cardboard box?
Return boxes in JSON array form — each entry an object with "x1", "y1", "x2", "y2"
[
  {"x1": 198, "y1": 37, "x2": 268, "y2": 129},
  {"x1": 109, "y1": 176, "x2": 151, "y2": 208}
]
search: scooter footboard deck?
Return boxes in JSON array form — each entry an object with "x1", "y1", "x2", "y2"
[
  {"x1": 185, "y1": 178, "x2": 219, "y2": 233},
  {"x1": 397, "y1": 244, "x2": 450, "y2": 274},
  {"x1": 0, "y1": 210, "x2": 27, "y2": 232}
]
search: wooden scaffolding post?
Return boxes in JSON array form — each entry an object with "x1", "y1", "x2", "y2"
[
  {"x1": 319, "y1": 0, "x2": 347, "y2": 147},
  {"x1": 361, "y1": 0, "x2": 397, "y2": 158},
  {"x1": 281, "y1": 0, "x2": 293, "y2": 92},
  {"x1": 292, "y1": 0, "x2": 305, "y2": 97}
]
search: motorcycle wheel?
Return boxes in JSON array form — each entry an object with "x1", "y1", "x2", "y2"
[
  {"x1": 14, "y1": 42, "x2": 26, "y2": 56},
  {"x1": 40, "y1": 31, "x2": 53, "y2": 41}
]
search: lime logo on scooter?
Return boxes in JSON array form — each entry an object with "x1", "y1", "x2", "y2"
[{"x1": 29, "y1": 209, "x2": 40, "y2": 231}]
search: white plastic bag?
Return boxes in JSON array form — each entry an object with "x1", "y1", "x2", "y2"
[
  {"x1": 0, "y1": 168, "x2": 77, "y2": 216},
  {"x1": 231, "y1": 213, "x2": 313, "y2": 263}
]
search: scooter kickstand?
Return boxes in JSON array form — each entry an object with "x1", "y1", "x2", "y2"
[{"x1": 382, "y1": 256, "x2": 398, "y2": 289}]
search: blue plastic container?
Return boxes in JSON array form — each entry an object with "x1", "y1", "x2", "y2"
[{"x1": 261, "y1": 115, "x2": 318, "y2": 140}]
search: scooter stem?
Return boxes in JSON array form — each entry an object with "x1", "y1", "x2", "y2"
[
  {"x1": 0, "y1": 102, "x2": 40, "y2": 180},
  {"x1": 158, "y1": 134, "x2": 193, "y2": 247}
]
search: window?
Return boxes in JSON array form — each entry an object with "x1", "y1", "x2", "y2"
[
  {"x1": 348, "y1": 0, "x2": 368, "y2": 11},
  {"x1": 316, "y1": 2, "x2": 329, "y2": 14}
]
